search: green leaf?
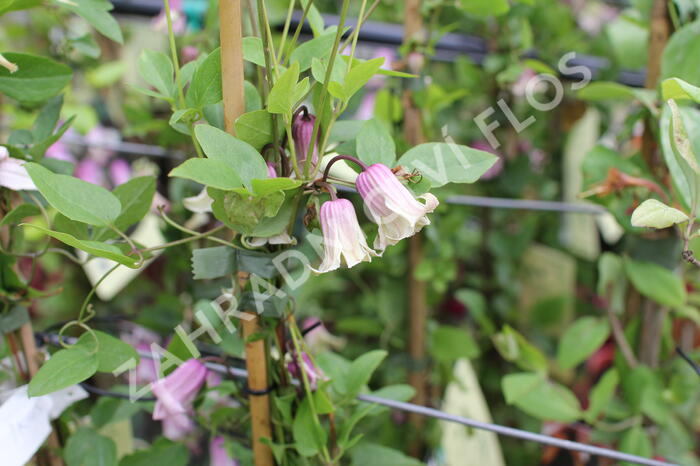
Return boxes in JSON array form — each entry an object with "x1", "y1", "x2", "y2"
[
  {"x1": 350, "y1": 442, "x2": 423, "y2": 466},
  {"x1": 194, "y1": 124, "x2": 268, "y2": 189},
  {"x1": 311, "y1": 56, "x2": 347, "y2": 84},
  {"x1": 661, "y1": 20, "x2": 700, "y2": 87},
  {"x1": 251, "y1": 177, "x2": 300, "y2": 196},
  {"x1": 29, "y1": 115, "x2": 75, "y2": 160},
  {"x1": 459, "y1": 0, "x2": 509, "y2": 16},
  {"x1": 209, "y1": 188, "x2": 286, "y2": 235},
  {"x1": 630, "y1": 199, "x2": 689, "y2": 229},
  {"x1": 90, "y1": 397, "x2": 143, "y2": 428},
  {"x1": 585, "y1": 369, "x2": 619, "y2": 423},
  {"x1": 430, "y1": 326, "x2": 479, "y2": 363},
  {"x1": 186, "y1": 48, "x2": 222, "y2": 108},
  {"x1": 22, "y1": 224, "x2": 141, "y2": 268},
  {"x1": 234, "y1": 110, "x2": 275, "y2": 151},
  {"x1": 668, "y1": 99, "x2": 700, "y2": 174},
  {"x1": 112, "y1": 176, "x2": 156, "y2": 230},
  {"x1": 345, "y1": 350, "x2": 387, "y2": 397},
  {"x1": 332, "y1": 57, "x2": 384, "y2": 101},
  {"x1": 624, "y1": 258, "x2": 686, "y2": 308},
  {"x1": 268, "y1": 62, "x2": 300, "y2": 115},
  {"x1": 492, "y1": 325, "x2": 548, "y2": 372},
  {"x1": 0, "y1": 52, "x2": 72, "y2": 102},
  {"x1": 28, "y1": 346, "x2": 98, "y2": 397},
  {"x1": 25, "y1": 162, "x2": 121, "y2": 226},
  {"x1": 138, "y1": 50, "x2": 175, "y2": 99},
  {"x1": 356, "y1": 119, "x2": 396, "y2": 167},
  {"x1": 61, "y1": 0, "x2": 123, "y2": 44},
  {"x1": 0, "y1": 203, "x2": 40, "y2": 226},
  {"x1": 242, "y1": 36, "x2": 265, "y2": 66},
  {"x1": 397, "y1": 142, "x2": 498, "y2": 187},
  {"x1": 299, "y1": 0, "x2": 324, "y2": 37},
  {"x1": 191, "y1": 246, "x2": 235, "y2": 280},
  {"x1": 502, "y1": 373, "x2": 581, "y2": 423},
  {"x1": 76, "y1": 330, "x2": 139, "y2": 373},
  {"x1": 577, "y1": 81, "x2": 656, "y2": 113},
  {"x1": 662, "y1": 77, "x2": 700, "y2": 103},
  {"x1": 556, "y1": 317, "x2": 610, "y2": 369},
  {"x1": 289, "y1": 29, "x2": 336, "y2": 71},
  {"x1": 119, "y1": 439, "x2": 189, "y2": 466},
  {"x1": 659, "y1": 103, "x2": 700, "y2": 208},
  {"x1": 169, "y1": 158, "x2": 243, "y2": 190},
  {"x1": 292, "y1": 397, "x2": 326, "y2": 457},
  {"x1": 619, "y1": 426, "x2": 652, "y2": 466},
  {"x1": 32, "y1": 95, "x2": 63, "y2": 140},
  {"x1": 244, "y1": 80, "x2": 262, "y2": 111}
]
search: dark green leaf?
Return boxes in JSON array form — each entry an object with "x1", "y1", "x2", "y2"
[
  {"x1": 137, "y1": 50, "x2": 175, "y2": 99},
  {"x1": 169, "y1": 158, "x2": 244, "y2": 190},
  {"x1": 64, "y1": 427, "x2": 118, "y2": 466},
  {"x1": 186, "y1": 48, "x2": 222, "y2": 108},
  {"x1": 191, "y1": 246, "x2": 235, "y2": 280},
  {"x1": 28, "y1": 346, "x2": 98, "y2": 397},
  {"x1": 0, "y1": 52, "x2": 72, "y2": 102},
  {"x1": 76, "y1": 330, "x2": 138, "y2": 373}
]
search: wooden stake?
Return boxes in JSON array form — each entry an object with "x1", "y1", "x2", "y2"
[
  {"x1": 219, "y1": 0, "x2": 246, "y2": 134},
  {"x1": 242, "y1": 313, "x2": 274, "y2": 466},
  {"x1": 403, "y1": 0, "x2": 429, "y2": 456}
]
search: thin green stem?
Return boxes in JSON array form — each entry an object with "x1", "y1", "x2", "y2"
[
  {"x1": 139, "y1": 225, "x2": 238, "y2": 253},
  {"x1": 347, "y1": 0, "x2": 368, "y2": 73},
  {"x1": 338, "y1": 0, "x2": 379, "y2": 54},
  {"x1": 289, "y1": 318, "x2": 332, "y2": 464},
  {"x1": 277, "y1": 0, "x2": 296, "y2": 60},
  {"x1": 109, "y1": 225, "x2": 145, "y2": 268},
  {"x1": 281, "y1": 0, "x2": 314, "y2": 65},
  {"x1": 78, "y1": 263, "x2": 120, "y2": 322},
  {"x1": 163, "y1": 0, "x2": 185, "y2": 108},
  {"x1": 304, "y1": 0, "x2": 351, "y2": 179}
]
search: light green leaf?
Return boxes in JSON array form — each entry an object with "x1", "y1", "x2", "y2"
[
  {"x1": 0, "y1": 203, "x2": 40, "y2": 226},
  {"x1": 397, "y1": 142, "x2": 498, "y2": 187},
  {"x1": 25, "y1": 162, "x2": 121, "y2": 226},
  {"x1": 502, "y1": 373, "x2": 581, "y2": 423},
  {"x1": 293, "y1": 397, "x2": 326, "y2": 457},
  {"x1": 668, "y1": 99, "x2": 700, "y2": 173},
  {"x1": 661, "y1": 20, "x2": 700, "y2": 87},
  {"x1": 22, "y1": 224, "x2": 141, "y2": 268},
  {"x1": 311, "y1": 56, "x2": 347, "y2": 84},
  {"x1": 556, "y1": 317, "x2": 610, "y2": 369},
  {"x1": 336, "y1": 57, "x2": 384, "y2": 101},
  {"x1": 242, "y1": 36, "x2": 265, "y2": 66},
  {"x1": 137, "y1": 50, "x2": 175, "y2": 99},
  {"x1": 619, "y1": 426, "x2": 653, "y2": 466},
  {"x1": 459, "y1": 0, "x2": 509, "y2": 16},
  {"x1": 430, "y1": 326, "x2": 479, "y2": 363},
  {"x1": 251, "y1": 177, "x2": 301, "y2": 196},
  {"x1": 76, "y1": 330, "x2": 139, "y2": 373},
  {"x1": 268, "y1": 61, "x2": 300, "y2": 115},
  {"x1": 492, "y1": 324, "x2": 548, "y2": 372},
  {"x1": 28, "y1": 346, "x2": 98, "y2": 397},
  {"x1": 577, "y1": 81, "x2": 656, "y2": 113},
  {"x1": 630, "y1": 199, "x2": 689, "y2": 229},
  {"x1": 289, "y1": 29, "x2": 336, "y2": 71},
  {"x1": 169, "y1": 158, "x2": 243, "y2": 190},
  {"x1": 624, "y1": 258, "x2": 686, "y2": 308},
  {"x1": 356, "y1": 119, "x2": 396, "y2": 167},
  {"x1": 345, "y1": 350, "x2": 387, "y2": 397},
  {"x1": 662, "y1": 77, "x2": 700, "y2": 103},
  {"x1": 585, "y1": 369, "x2": 619, "y2": 423},
  {"x1": 194, "y1": 124, "x2": 268, "y2": 189},
  {"x1": 61, "y1": 0, "x2": 123, "y2": 44},
  {"x1": 186, "y1": 48, "x2": 222, "y2": 108},
  {"x1": 234, "y1": 110, "x2": 275, "y2": 150},
  {"x1": 112, "y1": 176, "x2": 156, "y2": 229},
  {"x1": 64, "y1": 427, "x2": 118, "y2": 466},
  {"x1": 0, "y1": 52, "x2": 72, "y2": 102}
]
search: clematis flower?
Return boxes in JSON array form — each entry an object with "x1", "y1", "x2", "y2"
[
  {"x1": 74, "y1": 158, "x2": 105, "y2": 186},
  {"x1": 0, "y1": 146, "x2": 36, "y2": 191},
  {"x1": 209, "y1": 436, "x2": 238, "y2": 466},
  {"x1": 292, "y1": 108, "x2": 318, "y2": 170},
  {"x1": 287, "y1": 352, "x2": 327, "y2": 390},
  {"x1": 266, "y1": 162, "x2": 277, "y2": 178},
  {"x1": 152, "y1": 0, "x2": 186, "y2": 35},
  {"x1": 355, "y1": 163, "x2": 438, "y2": 251},
  {"x1": 109, "y1": 158, "x2": 132, "y2": 186},
  {"x1": 312, "y1": 198, "x2": 376, "y2": 273},
  {"x1": 151, "y1": 359, "x2": 207, "y2": 440}
]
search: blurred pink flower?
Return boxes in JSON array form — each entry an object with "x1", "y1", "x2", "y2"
[
  {"x1": 266, "y1": 162, "x2": 277, "y2": 178},
  {"x1": 302, "y1": 318, "x2": 345, "y2": 351},
  {"x1": 85, "y1": 126, "x2": 120, "y2": 164},
  {"x1": 74, "y1": 158, "x2": 105, "y2": 186},
  {"x1": 182, "y1": 45, "x2": 199, "y2": 64},
  {"x1": 152, "y1": 359, "x2": 207, "y2": 440},
  {"x1": 209, "y1": 436, "x2": 238, "y2": 466},
  {"x1": 287, "y1": 352, "x2": 327, "y2": 390},
  {"x1": 109, "y1": 158, "x2": 132, "y2": 186},
  {"x1": 152, "y1": 0, "x2": 186, "y2": 35},
  {"x1": 45, "y1": 139, "x2": 75, "y2": 163}
]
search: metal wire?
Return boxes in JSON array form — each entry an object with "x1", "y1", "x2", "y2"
[
  {"x1": 444, "y1": 195, "x2": 608, "y2": 215},
  {"x1": 39, "y1": 333, "x2": 677, "y2": 466}
]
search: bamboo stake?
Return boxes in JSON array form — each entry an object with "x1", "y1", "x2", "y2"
[
  {"x1": 219, "y1": 0, "x2": 246, "y2": 135},
  {"x1": 402, "y1": 0, "x2": 429, "y2": 456},
  {"x1": 220, "y1": 1, "x2": 273, "y2": 462}
]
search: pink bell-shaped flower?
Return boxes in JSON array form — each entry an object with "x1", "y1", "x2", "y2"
[
  {"x1": 356, "y1": 163, "x2": 438, "y2": 251},
  {"x1": 292, "y1": 108, "x2": 318, "y2": 171},
  {"x1": 209, "y1": 436, "x2": 238, "y2": 466},
  {"x1": 287, "y1": 352, "x2": 327, "y2": 390},
  {"x1": 0, "y1": 147, "x2": 35, "y2": 191},
  {"x1": 312, "y1": 198, "x2": 376, "y2": 273},
  {"x1": 151, "y1": 359, "x2": 207, "y2": 440}
]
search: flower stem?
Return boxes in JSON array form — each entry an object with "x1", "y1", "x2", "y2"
[
  {"x1": 163, "y1": 0, "x2": 185, "y2": 108},
  {"x1": 304, "y1": 0, "x2": 351, "y2": 179}
]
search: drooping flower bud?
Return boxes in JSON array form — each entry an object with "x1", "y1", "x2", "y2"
[
  {"x1": 151, "y1": 359, "x2": 207, "y2": 440},
  {"x1": 356, "y1": 163, "x2": 439, "y2": 251},
  {"x1": 287, "y1": 352, "x2": 327, "y2": 390},
  {"x1": 266, "y1": 162, "x2": 277, "y2": 178},
  {"x1": 292, "y1": 108, "x2": 318, "y2": 171},
  {"x1": 312, "y1": 198, "x2": 376, "y2": 273}
]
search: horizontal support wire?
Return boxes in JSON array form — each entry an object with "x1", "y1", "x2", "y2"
[{"x1": 39, "y1": 333, "x2": 675, "y2": 466}]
